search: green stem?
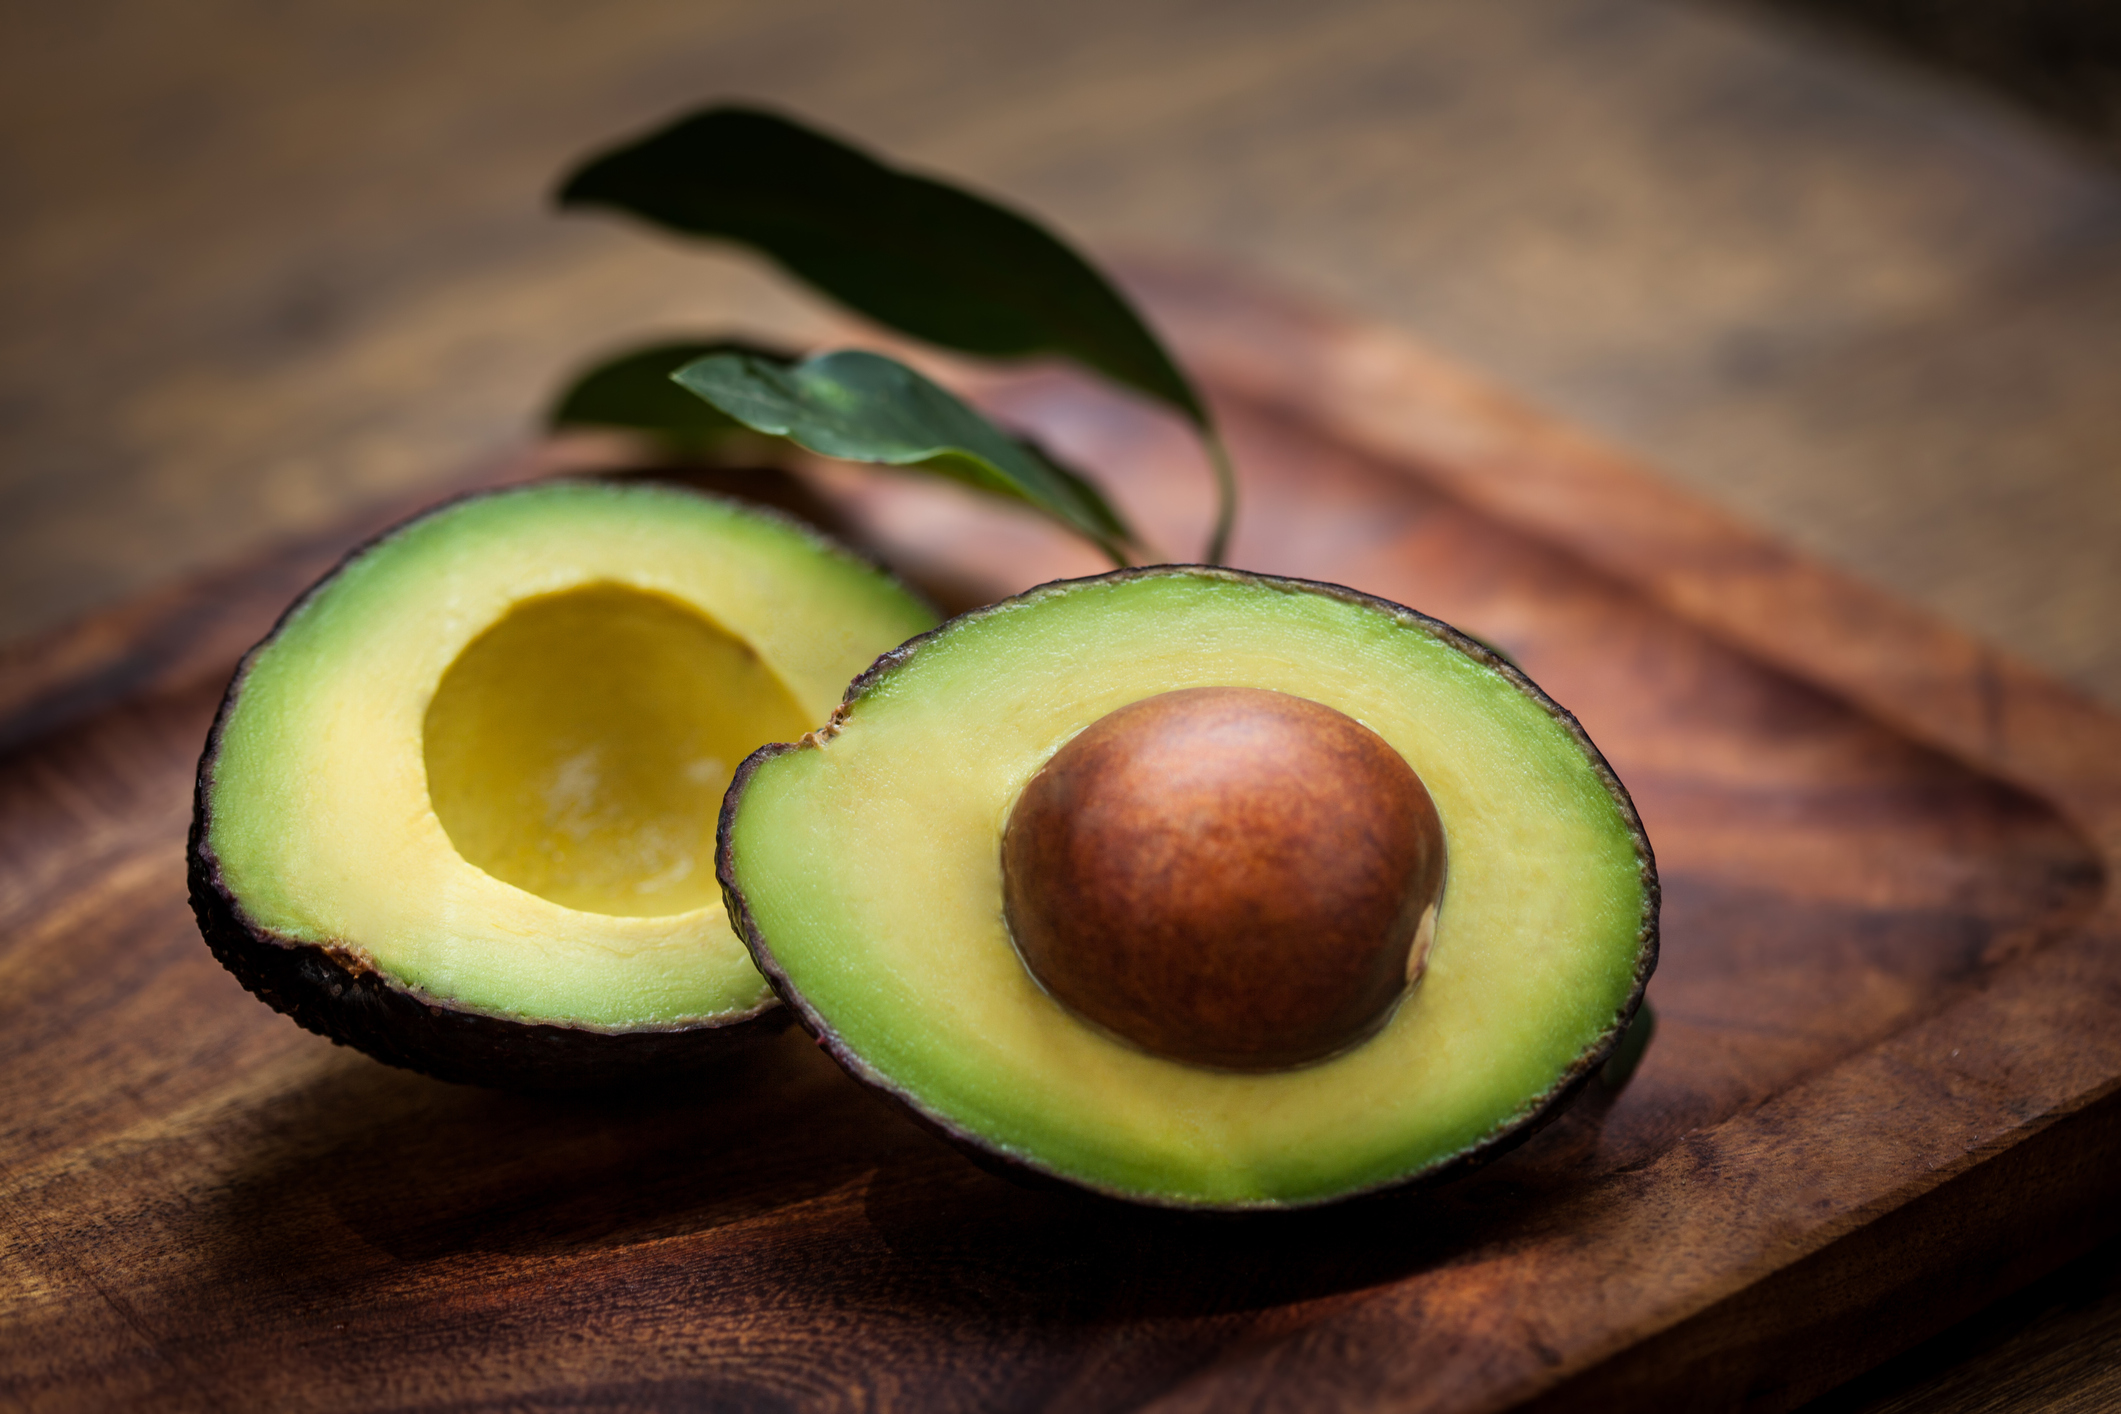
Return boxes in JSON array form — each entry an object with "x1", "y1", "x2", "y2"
[{"x1": 1202, "y1": 430, "x2": 1238, "y2": 565}]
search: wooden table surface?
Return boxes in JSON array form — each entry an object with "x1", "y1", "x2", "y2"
[{"x1": 5, "y1": 1, "x2": 2120, "y2": 1408}]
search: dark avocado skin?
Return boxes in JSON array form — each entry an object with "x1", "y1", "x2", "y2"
[
  {"x1": 718, "y1": 565, "x2": 1660, "y2": 1210},
  {"x1": 184, "y1": 481, "x2": 803, "y2": 1093},
  {"x1": 189, "y1": 699, "x2": 789, "y2": 1092}
]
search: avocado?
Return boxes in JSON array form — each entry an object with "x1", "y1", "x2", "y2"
[
  {"x1": 188, "y1": 479, "x2": 937, "y2": 1089},
  {"x1": 718, "y1": 566, "x2": 1656, "y2": 1208}
]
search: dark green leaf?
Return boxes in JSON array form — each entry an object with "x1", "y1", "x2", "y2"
[
  {"x1": 557, "y1": 106, "x2": 1207, "y2": 431},
  {"x1": 549, "y1": 339, "x2": 795, "y2": 453},
  {"x1": 674, "y1": 349, "x2": 1136, "y2": 564}
]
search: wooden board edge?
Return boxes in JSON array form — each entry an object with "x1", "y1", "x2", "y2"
[{"x1": 1517, "y1": 1077, "x2": 2121, "y2": 1412}]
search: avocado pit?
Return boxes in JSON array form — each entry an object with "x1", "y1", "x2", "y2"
[{"x1": 1001, "y1": 685, "x2": 1446, "y2": 1071}]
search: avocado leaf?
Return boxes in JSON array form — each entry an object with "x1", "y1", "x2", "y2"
[
  {"x1": 674, "y1": 348, "x2": 1136, "y2": 565},
  {"x1": 549, "y1": 339, "x2": 797, "y2": 453},
  {"x1": 559, "y1": 106, "x2": 1205, "y2": 428}
]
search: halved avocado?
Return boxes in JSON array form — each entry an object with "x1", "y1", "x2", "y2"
[
  {"x1": 189, "y1": 479, "x2": 937, "y2": 1089},
  {"x1": 718, "y1": 567, "x2": 1657, "y2": 1208}
]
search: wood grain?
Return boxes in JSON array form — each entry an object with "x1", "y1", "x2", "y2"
[{"x1": 4, "y1": 273, "x2": 2119, "y2": 1412}]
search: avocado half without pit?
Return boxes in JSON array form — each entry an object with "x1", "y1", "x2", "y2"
[
  {"x1": 188, "y1": 479, "x2": 936, "y2": 1089},
  {"x1": 718, "y1": 567, "x2": 1657, "y2": 1209}
]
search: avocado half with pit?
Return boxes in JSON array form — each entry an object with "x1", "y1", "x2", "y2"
[
  {"x1": 189, "y1": 478, "x2": 936, "y2": 1089},
  {"x1": 718, "y1": 567, "x2": 1656, "y2": 1208}
]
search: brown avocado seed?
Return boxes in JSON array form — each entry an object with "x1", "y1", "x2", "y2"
[{"x1": 1001, "y1": 686, "x2": 1446, "y2": 1071}]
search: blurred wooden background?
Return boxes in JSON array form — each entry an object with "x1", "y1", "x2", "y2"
[
  {"x1": 6, "y1": 0, "x2": 2119, "y2": 707},
  {"x1": 3, "y1": 0, "x2": 2118, "y2": 1408}
]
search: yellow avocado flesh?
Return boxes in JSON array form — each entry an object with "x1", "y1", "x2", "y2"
[
  {"x1": 424, "y1": 584, "x2": 813, "y2": 917},
  {"x1": 205, "y1": 481, "x2": 935, "y2": 1029},
  {"x1": 727, "y1": 570, "x2": 1652, "y2": 1207}
]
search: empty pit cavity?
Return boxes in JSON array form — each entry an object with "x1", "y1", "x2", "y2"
[{"x1": 423, "y1": 582, "x2": 812, "y2": 917}]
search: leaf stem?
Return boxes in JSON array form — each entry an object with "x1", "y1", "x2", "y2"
[{"x1": 1202, "y1": 431, "x2": 1238, "y2": 566}]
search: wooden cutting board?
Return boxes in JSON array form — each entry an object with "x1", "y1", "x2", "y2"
[{"x1": 4, "y1": 264, "x2": 2118, "y2": 1414}]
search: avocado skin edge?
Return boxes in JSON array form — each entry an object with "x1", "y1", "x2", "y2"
[
  {"x1": 183, "y1": 481, "x2": 806, "y2": 1094},
  {"x1": 188, "y1": 730, "x2": 789, "y2": 1092},
  {"x1": 717, "y1": 564, "x2": 1660, "y2": 1211}
]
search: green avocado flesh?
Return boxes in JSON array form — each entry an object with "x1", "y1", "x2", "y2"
[
  {"x1": 724, "y1": 568, "x2": 1655, "y2": 1208},
  {"x1": 203, "y1": 480, "x2": 936, "y2": 1030}
]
